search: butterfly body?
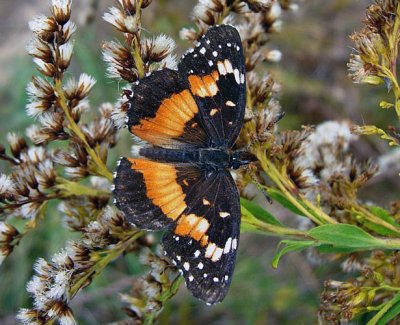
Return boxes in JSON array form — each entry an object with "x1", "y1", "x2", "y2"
[
  {"x1": 113, "y1": 25, "x2": 248, "y2": 304},
  {"x1": 136, "y1": 146, "x2": 253, "y2": 172}
]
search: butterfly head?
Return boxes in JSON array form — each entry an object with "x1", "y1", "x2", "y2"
[{"x1": 229, "y1": 150, "x2": 257, "y2": 169}]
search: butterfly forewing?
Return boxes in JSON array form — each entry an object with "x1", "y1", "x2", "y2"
[
  {"x1": 126, "y1": 69, "x2": 209, "y2": 149},
  {"x1": 179, "y1": 25, "x2": 246, "y2": 148}
]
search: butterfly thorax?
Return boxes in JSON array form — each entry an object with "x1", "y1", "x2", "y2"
[{"x1": 138, "y1": 147, "x2": 254, "y2": 171}]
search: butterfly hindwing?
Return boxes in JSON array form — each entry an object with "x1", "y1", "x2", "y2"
[
  {"x1": 127, "y1": 69, "x2": 209, "y2": 148},
  {"x1": 162, "y1": 171, "x2": 241, "y2": 304},
  {"x1": 113, "y1": 157, "x2": 201, "y2": 230},
  {"x1": 179, "y1": 25, "x2": 246, "y2": 148}
]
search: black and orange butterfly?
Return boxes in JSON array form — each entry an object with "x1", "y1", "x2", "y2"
[{"x1": 113, "y1": 25, "x2": 254, "y2": 304}]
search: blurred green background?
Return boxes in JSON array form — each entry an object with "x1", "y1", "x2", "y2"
[{"x1": 1, "y1": 0, "x2": 399, "y2": 324}]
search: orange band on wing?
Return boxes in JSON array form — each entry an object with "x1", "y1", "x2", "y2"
[
  {"x1": 131, "y1": 90, "x2": 198, "y2": 145},
  {"x1": 188, "y1": 71, "x2": 219, "y2": 98},
  {"x1": 175, "y1": 213, "x2": 210, "y2": 244},
  {"x1": 129, "y1": 158, "x2": 187, "y2": 220}
]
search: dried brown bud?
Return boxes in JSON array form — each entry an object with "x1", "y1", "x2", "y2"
[
  {"x1": 6, "y1": 133, "x2": 28, "y2": 158},
  {"x1": 51, "y1": 0, "x2": 72, "y2": 25}
]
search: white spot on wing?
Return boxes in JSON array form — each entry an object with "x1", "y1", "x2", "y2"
[
  {"x1": 195, "y1": 219, "x2": 209, "y2": 233},
  {"x1": 212, "y1": 51, "x2": 218, "y2": 57},
  {"x1": 176, "y1": 255, "x2": 181, "y2": 261},
  {"x1": 194, "y1": 250, "x2": 200, "y2": 258},
  {"x1": 205, "y1": 243, "x2": 217, "y2": 258},
  {"x1": 203, "y1": 198, "x2": 211, "y2": 205},
  {"x1": 224, "y1": 275, "x2": 229, "y2": 281},
  {"x1": 227, "y1": 42, "x2": 231, "y2": 47},
  {"x1": 224, "y1": 59, "x2": 233, "y2": 73},
  {"x1": 224, "y1": 237, "x2": 232, "y2": 254},
  {"x1": 183, "y1": 262, "x2": 190, "y2": 271},
  {"x1": 217, "y1": 61, "x2": 227, "y2": 75},
  {"x1": 198, "y1": 262, "x2": 204, "y2": 269},
  {"x1": 233, "y1": 69, "x2": 241, "y2": 84},
  {"x1": 219, "y1": 212, "x2": 230, "y2": 218},
  {"x1": 211, "y1": 247, "x2": 223, "y2": 262},
  {"x1": 189, "y1": 275, "x2": 194, "y2": 282},
  {"x1": 240, "y1": 73, "x2": 245, "y2": 84},
  {"x1": 200, "y1": 47, "x2": 206, "y2": 55},
  {"x1": 232, "y1": 238, "x2": 238, "y2": 250},
  {"x1": 204, "y1": 273, "x2": 208, "y2": 278},
  {"x1": 213, "y1": 277, "x2": 219, "y2": 282},
  {"x1": 226, "y1": 100, "x2": 236, "y2": 107},
  {"x1": 210, "y1": 108, "x2": 219, "y2": 116},
  {"x1": 208, "y1": 60, "x2": 213, "y2": 67}
]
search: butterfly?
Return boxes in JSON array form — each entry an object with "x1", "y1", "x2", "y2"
[{"x1": 113, "y1": 25, "x2": 255, "y2": 304}]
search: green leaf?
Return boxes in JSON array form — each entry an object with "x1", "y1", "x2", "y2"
[
  {"x1": 316, "y1": 244, "x2": 360, "y2": 254},
  {"x1": 376, "y1": 301, "x2": 400, "y2": 325},
  {"x1": 357, "y1": 206, "x2": 400, "y2": 236},
  {"x1": 272, "y1": 240, "x2": 316, "y2": 268},
  {"x1": 308, "y1": 224, "x2": 385, "y2": 249},
  {"x1": 266, "y1": 188, "x2": 306, "y2": 217},
  {"x1": 240, "y1": 198, "x2": 283, "y2": 226},
  {"x1": 368, "y1": 292, "x2": 400, "y2": 325}
]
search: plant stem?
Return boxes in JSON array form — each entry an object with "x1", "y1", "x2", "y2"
[
  {"x1": 241, "y1": 207, "x2": 308, "y2": 239},
  {"x1": 54, "y1": 81, "x2": 113, "y2": 181},
  {"x1": 255, "y1": 147, "x2": 337, "y2": 225},
  {"x1": 132, "y1": 0, "x2": 145, "y2": 78},
  {"x1": 55, "y1": 177, "x2": 111, "y2": 197}
]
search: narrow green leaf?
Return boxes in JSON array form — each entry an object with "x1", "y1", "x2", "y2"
[
  {"x1": 376, "y1": 301, "x2": 400, "y2": 325},
  {"x1": 369, "y1": 206, "x2": 400, "y2": 226},
  {"x1": 308, "y1": 224, "x2": 385, "y2": 249},
  {"x1": 266, "y1": 188, "x2": 306, "y2": 217},
  {"x1": 357, "y1": 206, "x2": 400, "y2": 236},
  {"x1": 368, "y1": 292, "x2": 400, "y2": 325},
  {"x1": 272, "y1": 240, "x2": 316, "y2": 268},
  {"x1": 240, "y1": 198, "x2": 283, "y2": 226}
]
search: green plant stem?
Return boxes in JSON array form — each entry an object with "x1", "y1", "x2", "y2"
[
  {"x1": 55, "y1": 177, "x2": 111, "y2": 197},
  {"x1": 241, "y1": 207, "x2": 308, "y2": 239},
  {"x1": 381, "y1": 238, "x2": 400, "y2": 249},
  {"x1": 255, "y1": 147, "x2": 337, "y2": 225},
  {"x1": 54, "y1": 81, "x2": 113, "y2": 181},
  {"x1": 132, "y1": 0, "x2": 145, "y2": 78}
]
